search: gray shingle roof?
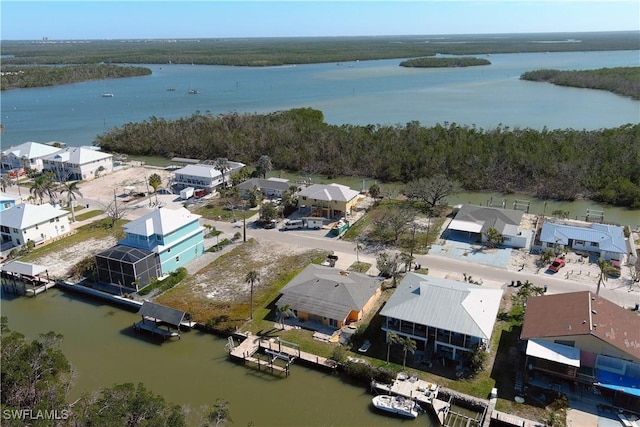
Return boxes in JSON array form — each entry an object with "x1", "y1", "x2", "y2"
[
  {"x1": 380, "y1": 273, "x2": 503, "y2": 340},
  {"x1": 452, "y1": 204, "x2": 523, "y2": 234},
  {"x1": 278, "y1": 264, "x2": 380, "y2": 321}
]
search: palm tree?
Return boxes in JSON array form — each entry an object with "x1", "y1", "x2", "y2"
[
  {"x1": 277, "y1": 304, "x2": 291, "y2": 329},
  {"x1": 257, "y1": 155, "x2": 272, "y2": 179},
  {"x1": 30, "y1": 175, "x2": 56, "y2": 205},
  {"x1": 386, "y1": 332, "x2": 400, "y2": 363},
  {"x1": 0, "y1": 174, "x2": 11, "y2": 193},
  {"x1": 401, "y1": 337, "x2": 417, "y2": 369},
  {"x1": 214, "y1": 158, "x2": 230, "y2": 188},
  {"x1": 484, "y1": 227, "x2": 504, "y2": 248},
  {"x1": 245, "y1": 270, "x2": 259, "y2": 320},
  {"x1": 60, "y1": 181, "x2": 83, "y2": 222},
  {"x1": 354, "y1": 242, "x2": 363, "y2": 264},
  {"x1": 596, "y1": 258, "x2": 616, "y2": 296},
  {"x1": 148, "y1": 173, "x2": 162, "y2": 205}
]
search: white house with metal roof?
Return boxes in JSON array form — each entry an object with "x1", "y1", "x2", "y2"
[
  {"x1": 297, "y1": 183, "x2": 361, "y2": 219},
  {"x1": 537, "y1": 221, "x2": 627, "y2": 261},
  {"x1": 42, "y1": 146, "x2": 113, "y2": 181},
  {"x1": 1, "y1": 141, "x2": 62, "y2": 172},
  {"x1": 0, "y1": 203, "x2": 71, "y2": 249},
  {"x1": 380, "y1": 273, "x2": 503, "y2": 361},
  {"x1": 171, "y1": 161, "x2": 245, "y2": 193}
]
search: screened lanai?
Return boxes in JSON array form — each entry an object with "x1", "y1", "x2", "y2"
[{"x1": 95, "y1": 245, "x2": 161, "y2": 292}]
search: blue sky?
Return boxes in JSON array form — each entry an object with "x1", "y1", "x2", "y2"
[{"x1": 2, "y1": 1, "x2": 639, "y2": 40}]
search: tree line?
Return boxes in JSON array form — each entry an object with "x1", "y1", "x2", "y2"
[
  {"x1": 3, "y1": 32, "x2": 638, "y2": 67},
  {"x1": 400, "y1": 57, "x2": 491, "y2": 68},
  {"x1": 0, "y1": 64, "x2": 151, "y2": 90},
  {"x1": 521, "y1": 67, "x2": 640, "y2": 100},
  {"x1": 94, "y1": 108, "x2": 640, "y2": 208}
]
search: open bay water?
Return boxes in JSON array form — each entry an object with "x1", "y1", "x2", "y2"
[
  {"x1": 1, "y1": 50, "x2": 639, "y2": 148},
  {"x1": 1, "y1": 49, "x2": 639, "y2": 425}
]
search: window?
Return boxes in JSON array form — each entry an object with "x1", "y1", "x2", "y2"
[
  {"x1": 575, "y1": 240, "x2": 585, "y2": 245},
  {"x1": 590, "y1": 242, "x2": 599, "y2": 247},
  {"x1": 175, "y1": 256, "x2": 180, "y2": 262},
  {"x1": 302, "y1": 196, "x2": 307, "y2": 201}
]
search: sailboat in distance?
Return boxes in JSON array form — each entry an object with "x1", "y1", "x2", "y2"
[
  {"x1": 187, "y1": 81, "x2": 199, "y2": 94},
  {"x1": 102, "y1": 80, "x2": 114, "y2": 97}
]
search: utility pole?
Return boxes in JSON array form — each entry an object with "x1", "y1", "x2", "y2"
[{"x1": 243, "y1": 201, "x2": 247, "y2": 242}]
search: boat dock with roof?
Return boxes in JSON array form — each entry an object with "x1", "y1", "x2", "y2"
[{"x1": 133, "y1": 301, "x2": 193, "y2": 340}]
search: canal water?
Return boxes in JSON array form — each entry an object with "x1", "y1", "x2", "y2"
[{"x1": 0, "y1": 289, "x2": 439, "y2": 426}]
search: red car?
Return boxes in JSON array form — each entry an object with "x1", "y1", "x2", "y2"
[
  {"x1": 548, "y1": 258, "x2": 565, "y2": 273},
  {"x1": 609, "y1": 260, "x2": 621, "y2": 278}
]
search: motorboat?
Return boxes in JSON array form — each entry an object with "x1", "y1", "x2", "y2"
[{"x1": 372, "y1": 395, "x2": 420, "y2": 419}]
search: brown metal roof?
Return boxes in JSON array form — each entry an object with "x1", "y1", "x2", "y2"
[{"x1": 521, "y1": 291, "x2": 640, "y2": 360}]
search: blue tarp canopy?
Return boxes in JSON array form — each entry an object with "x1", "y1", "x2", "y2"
[{"x1": 597, "y1": 370, "x2": 640, "y2": 397}]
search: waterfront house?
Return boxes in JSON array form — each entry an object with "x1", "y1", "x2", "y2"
[
  {"x1": 297, "y1": 183, "x2": 360, "y2": 219},
  {"x1": 236, "y1": 177, "x2": 291, "y2": 198},
  {"x1": 1, "y1": 141, "x2": 62, "y2": 173},
  {"x1": 171, "y1": 161, "x2": 245, "y2": 193},
  {"x1": 42, "y1": 146, "x2": 113, "y2": 181},
  {"x1": 95, "y1": 207, "x2": 204, "y2": 291},
  {"x1": 535, "y1": 220, "x2": 627, "y2": 261},
  {"x1": 520, "y1": 291, "x2": 640, "y2": 411},
  {"x1": 380, "y1": 273, "x2": 503, "y2": 361},
  {"x1": 0, "y1": 203, "x2": 71, "y2": 249},
  {"x1": 446, "y1": 204, "x2": 533, "y2": 248},
  {"x1": 276, "y1": 264, "x2": 381, "y2": 329}
]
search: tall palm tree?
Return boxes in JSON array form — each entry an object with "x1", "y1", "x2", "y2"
[
  {"x1": 60, "y1": 182, "x2": 83, "y2": 222},
  {"x1": 214, "y1": 158, "x2": 230, "y2": 188},
  {"x1": 401, "y1": 337, "x2": 417, "y2": 369},
  {"x1": 596, "y1": 258, "x2": 616, "y2": 296},
  {"x1": 148, "y1": 173, "x2": 162, "y2": 205},
  {"x1": 386, "y1": 332, "x2": 401, "y2": 363},
  {"x1": 257, "y1": 155, "x2": 272, "y2": 179},
  {"x1": 245, "y1": 270, "x2": 259, "y2": 320}
]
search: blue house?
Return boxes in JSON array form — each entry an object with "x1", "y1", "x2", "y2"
[
  {"x1": 119, "y1": 207, "x2": 205, "y2": 275},
  {"x1": 95, "y1": 208, "x2": 204, "y2": 291},
  {"x1": 0, "y1": 193, "x2": 17, "y2": 211},
  {"x1": 537, "y1": 221, "x2": 627, "y2": 262}
]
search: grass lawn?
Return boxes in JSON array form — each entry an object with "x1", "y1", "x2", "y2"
[{"x1": 73, "y1": 209, "x2": 105, "y2": 222}]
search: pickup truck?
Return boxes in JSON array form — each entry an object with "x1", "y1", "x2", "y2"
[{"x1": 548, "y1": 258, "x2": 565, "y2": 273}]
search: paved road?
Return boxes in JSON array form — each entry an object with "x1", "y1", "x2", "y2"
[{"x1": 211, "y1": 215, "x2": 640, "y2": 310}]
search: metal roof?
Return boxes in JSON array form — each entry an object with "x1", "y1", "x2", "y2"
[
  {"x1": 526, "y1": 339, "x2": 580, "y2": 367},
  {"x1": 540, "y1": 222, "x2": 626, "y2": 253},
  {"x1": 123, "y1": 207, "x2": 201, "y2": 237},
  {"x1": 137, "y1": 301, "x2": 189, "y2": 328},
  {"x1": 278, "y1": 264, "x2": 380, "y2": 321},
  {"x1": 1, "y1": 260, "x2": 48, "y2": 276},
  {"x1": 380, "y1": 273, "x2": 503, "y2": 340},
  {"x1": 1, "y1": 203, "x2": 69, "y2": 229}
]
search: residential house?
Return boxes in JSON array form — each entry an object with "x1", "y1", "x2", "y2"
[
  {"x1": 276, "y1": 264, "x2": 381, "y2": 329},
  {"x1": 446, "y1": 204, "x2": 533, "y2": 248},
  {"x1": 380, "y1": 273, "x2": 503, "y2": 361},
  {"x1": 297, "y1": 183, "x2": 361, "y2": 219},
  {"x1": 0, "y1": 203, "x2": 71, "y2": 248},
  {"x1": 236, "y1": 177, "x2": 291, "y2": 198},
  {"x1": 536, "y1": 221, "x2": 627, "y2": 261},
  {"x1": 171, "y1": 161, "x2": 245, "y2": 193},
  {"x1": 42, "y1": 146, "x2": 113, "y2": 181},
  {"x1": 1, "y1": 141, "x2": 62, "y2": 173},
  {"x1": 520, "y1": 291, "x2": 640, "y2": 410},
  {"x1": 95, "y1": 207, "x2": 204, "y2": 291},
  {"x1": 0, "y1": 193, "x2": 18, "y2": 211}
]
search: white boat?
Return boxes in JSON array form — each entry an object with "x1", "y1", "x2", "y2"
[
  {"x1": 101, "y1": 93, "x2": 114, "y2": 98},
  {"x1": 372, "y1": 395, "x2": 420, "y2": 419}
]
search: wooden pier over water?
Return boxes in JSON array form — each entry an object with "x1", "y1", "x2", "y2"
[{"x1": 228, "y1": 333, "x2": 337, "y2": 376}]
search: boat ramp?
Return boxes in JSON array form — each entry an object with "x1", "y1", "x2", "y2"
[{"x1": 228, "y1": 333, "x2": 337, "y2": 376}]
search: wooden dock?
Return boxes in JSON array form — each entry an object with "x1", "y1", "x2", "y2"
[
  {"x1": 133, "y1": 319, "x2": 180, "y2": 340},
  {"x1": 371, "y1": 374, "x2": 440, "y2": 407},
  {"x1": 228, "y1": 333, "x2": 337, "y2": 376}
]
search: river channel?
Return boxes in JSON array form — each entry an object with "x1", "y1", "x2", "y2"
[{"x1": 1, "y1": 289, "x2": 438, "y2": 426}]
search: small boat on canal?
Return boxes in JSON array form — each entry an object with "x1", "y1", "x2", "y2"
[{"x1": 372, "y1": 395, "x2": 420, "y2": 419}]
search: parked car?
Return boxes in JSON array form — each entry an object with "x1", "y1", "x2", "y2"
[
  {"x1": 548, "y1": 258, "x2": 566, "y2": 273},
  {"x1": 263, "y1": 219, "x2": 277, "y2": 229},
  {"x1": 609, "y1": 260, "x2": 621, "y2": 277}
]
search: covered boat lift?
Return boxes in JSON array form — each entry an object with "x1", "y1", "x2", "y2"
[
  {"x1": 133, "y1": 301, "x2": 193, "y2": 340},
  {"x1": 1, "y1": 260, "x2": 53, "y2": 296}
]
